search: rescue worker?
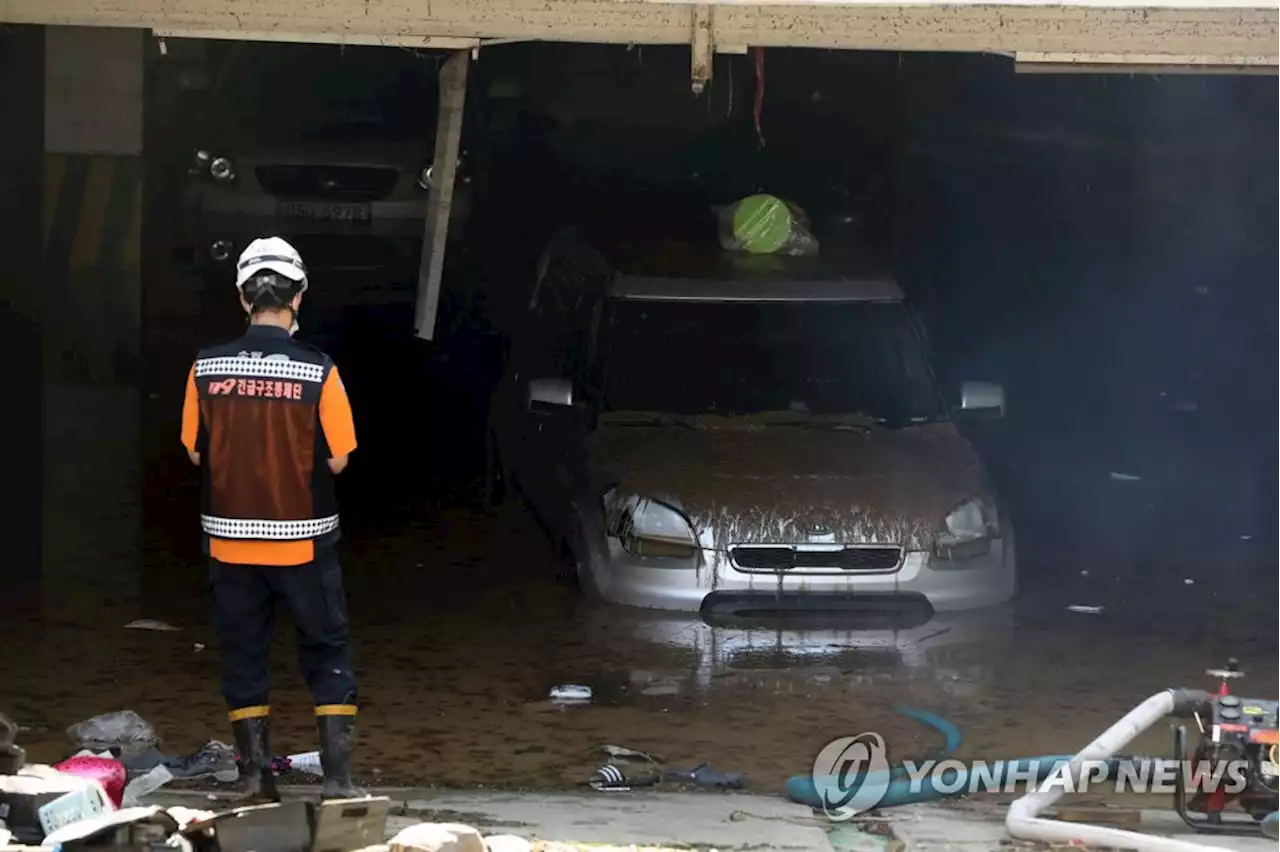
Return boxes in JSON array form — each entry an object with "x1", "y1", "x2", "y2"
[{"x1": 180, "y1": 236, "x2": 361, "y2": 802}]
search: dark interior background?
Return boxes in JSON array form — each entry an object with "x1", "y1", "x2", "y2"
[{"x1": 133, "y1": 43, "x2": 1278, "y2": 615}]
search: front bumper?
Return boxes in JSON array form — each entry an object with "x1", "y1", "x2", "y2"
[
  {"x1": 193, "y1": 196, "x2": 429, "y2": 240},
  {"x1": 590, "y1": 534, "x2": 1016, "y2": 616}
]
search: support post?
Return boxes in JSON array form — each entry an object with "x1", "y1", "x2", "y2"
[
  {"x1": 0, "y1": 24, "x2": 45, "y2": 617},
  {"x1": 690, "y1": 5, "x2": 715, "y2": 94},
  {"x1": 414, "y1": 49, "x2": 469, "y2": 341},
  {"x1": 42, "y1": 25, "x2": 145, "y2": 624}
]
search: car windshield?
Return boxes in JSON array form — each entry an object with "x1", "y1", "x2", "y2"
[
  {"x1": 216, "y1": 44, "x2": 438, "y2": 143},
  {"x1": 600, "y1": 299, "x2": 945, "y2": 426}
]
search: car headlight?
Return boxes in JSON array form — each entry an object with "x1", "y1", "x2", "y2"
[
  {"x1": 209, "y1": 156, "x2": 235, "y2": 182},
  {"x1": 416, "y1": 164, "x2": 433, "y2": 190},
  {"x1": 934, "y1": 499, "x2": 996, "y2": 561},
  {"x1": 189, "y1": 149, "x2": 211, "y2": 175},
  {"x1": 615, "y1": 496, "x2": 699, "y2": 561}
]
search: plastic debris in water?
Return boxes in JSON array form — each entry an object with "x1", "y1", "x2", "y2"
[
  {"x1": 549, "y1": 684, "x2": 592, "y2": 703},
  {"x1": 1108, "y1": 472, "x2": 1141, "y2": 482},
  {"x1": 125, "y1": 620, "x2": 180, "y2": 632},
  {"x1": 1067, "y1": 605, "x2": 1104, "y2": 615},
  {"x1": 600, "y1": 744, "x2": 661, "y2": 763}
]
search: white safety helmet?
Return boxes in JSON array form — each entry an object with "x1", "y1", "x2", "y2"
[{"x1": 235, "y1": 236, "x2": 309, "y2": 293}]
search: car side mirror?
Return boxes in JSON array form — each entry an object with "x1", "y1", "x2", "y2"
[
  {"x1": 957, "y1": 381, "x2": 1005, "y2": 419},
  {"x1": 527, "y1": 377, "x2": 574, "y2": 411}
]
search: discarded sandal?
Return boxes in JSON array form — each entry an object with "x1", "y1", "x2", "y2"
[
  {"x1": 587, "y1": 764, "x2": 661, "y2": 791},
  {"x1": 663, "y1": 763, "x2": 745, "y2": 790}
]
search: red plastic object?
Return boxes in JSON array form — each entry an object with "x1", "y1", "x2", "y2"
[{"x1": 52, "y1": 755, "x2": 127, "y2": 809}]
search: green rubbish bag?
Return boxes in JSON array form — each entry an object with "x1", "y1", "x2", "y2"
[{"x1": 717, "y1": 194, "x2": 819, "y2": 257}]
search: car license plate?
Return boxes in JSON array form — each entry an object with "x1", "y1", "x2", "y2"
[
  {"x1": 38, "y1": 784, "x2": 112, "y2": 835},
  {"x1": 278, "y1": 201, "x2": 371, "y2": 224}
]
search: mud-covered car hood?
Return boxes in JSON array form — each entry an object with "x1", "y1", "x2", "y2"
[{"x1": 589, "y1": 418, "x2": 991, "y2": 550}]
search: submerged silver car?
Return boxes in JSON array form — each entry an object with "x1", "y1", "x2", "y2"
[{"x1": 488, "y1": 235, "x2": 1015, "y2": 619}]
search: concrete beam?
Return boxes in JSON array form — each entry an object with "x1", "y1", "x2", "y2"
[
  {"x1": 414, "y1": 49, "x2": 469, "y2": 341},
  {"x1": 690, "y1": 5, "x2": 715, "y2": 92},
  {"x1": 2, "y1": 0, "x2": 1275, "y2": 66}
]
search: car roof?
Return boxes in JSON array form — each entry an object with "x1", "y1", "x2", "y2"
[{"x1": 603, "y1": 239, "x2": 902, "y2": 304}]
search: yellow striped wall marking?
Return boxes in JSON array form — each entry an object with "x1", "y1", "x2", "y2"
[{"x1": 43, "y1": 152, "x2": 144, "y2": 274}]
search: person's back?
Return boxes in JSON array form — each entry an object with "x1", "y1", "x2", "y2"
[{"x1": 181, "y1": 236, "x2": 361, "y2": 802}]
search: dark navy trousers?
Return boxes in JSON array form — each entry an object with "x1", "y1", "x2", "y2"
[{"x1": 209, "y1": 549, "x2": 357, "y2": 711}]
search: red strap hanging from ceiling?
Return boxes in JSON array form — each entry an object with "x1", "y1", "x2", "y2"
[{"x1": 753, "y1": 46, "x2": 766, "y2": 148}]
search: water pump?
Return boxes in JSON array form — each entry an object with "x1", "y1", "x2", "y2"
[{"x1": 1172, "y1": 658, "x2": 1279, "y2": 834}]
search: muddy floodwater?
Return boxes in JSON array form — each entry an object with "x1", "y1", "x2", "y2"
[{"x1": 5, "y1": 485, "x2": 1276, "y2": 794}]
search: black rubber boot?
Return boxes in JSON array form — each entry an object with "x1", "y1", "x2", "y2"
[
  {"x1": 317, "y1": 714, "x2": 364, "y2": 800},
  {"x1": 231, "y1": 716, "x2": 281, "y2": 804}
]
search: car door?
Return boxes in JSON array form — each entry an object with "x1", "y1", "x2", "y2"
[{"x1": 519, "y1": 238, "x2": 609, "y2": 539}]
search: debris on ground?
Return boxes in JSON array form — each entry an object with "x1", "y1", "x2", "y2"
[
  {"x1": 1, "y1": 712, "x2": 25, "y2": 775},
  {"x1": 662, "y1": 763, "x2": 745, "y2": 790},
  {"x1": 597, "y1": 744, "x2": 661, "y2": 764},
  {"x1": 587, "y1": 764, "x2": 660, "y2": 792},
  {"x1": 66, "y1": 711, "x2": 160, "y2": 754},
  {"x1": 121, "y1": 740, "x2": 238, "y2": 783},
  {"x1": 1, "y1": 740, "x2": 393, "y2": 850},
  {"x1": 275, "y1": 750, "x2": 325, "y2": 778},
  {"x1": 1066, "y1": 605, "x2": 1104, "y2": 615},
  {"x1": 124, "y1": 619, "x2": 181, "y2": 632},
  {"x1": 548, "y1": 685, "x2": 592, "y2": 704},
  {"x1": 390, "y1": 820, "x2": 486, "y2": 852},
  {"x1": 121, "y1": 764, "x2": 174, "y2": 805},
  {"x1": 51, "y1": 755, "x2": 127, "y2": 807}
]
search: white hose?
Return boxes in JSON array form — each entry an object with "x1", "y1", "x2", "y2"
[{"x1": 1006, "y1": 690, "x2": 1237, "y2": 852}]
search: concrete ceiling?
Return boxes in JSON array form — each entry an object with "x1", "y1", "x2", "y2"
[{"x1": 2, "y1": 0, "x2": 1276, "y2": 70}]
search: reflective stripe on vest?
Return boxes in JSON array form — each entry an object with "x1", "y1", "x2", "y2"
[
  {"x1": 195, "y1": 355, "x2": 325, "y2": 384},
  {"x1": 201, "y1": 514, "x2": 340, "y2": 541}
]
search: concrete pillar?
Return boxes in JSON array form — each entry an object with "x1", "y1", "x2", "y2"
[
  {"x1": 0, "y1": 25, "x2": 45, "y2": 618},
  {"x1": 42, "y1": 26, "x2": 145, "y2": 622}
]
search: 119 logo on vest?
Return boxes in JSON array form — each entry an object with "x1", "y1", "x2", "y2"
[{"x1": 208, "y1": 378, "x2": 304, "y2": 400}]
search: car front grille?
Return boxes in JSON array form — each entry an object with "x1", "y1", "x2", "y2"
[
  {"x1": 255, "y1": 165, "x2": 400, "y2": 201},
  {"x1": 730, "y1": 545, "x2": 902, "y2": 574}
]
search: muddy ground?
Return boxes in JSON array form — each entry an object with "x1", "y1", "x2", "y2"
[{"x1": 5, "y1": 439, "x2": 1276, "y2": 795}]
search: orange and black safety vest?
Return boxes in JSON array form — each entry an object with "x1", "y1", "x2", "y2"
[{"x1": 192, "y1": 327, "x2": 341, "y2": 545}]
